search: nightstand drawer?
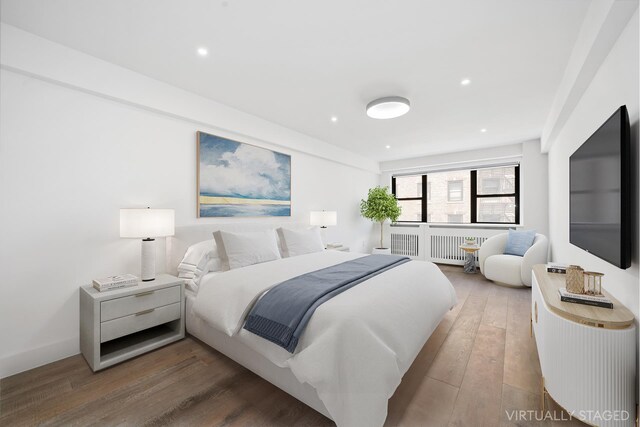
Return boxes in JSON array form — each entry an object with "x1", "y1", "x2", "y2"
[
  {"x1": 100, "y1": 286, "x2": 181, "y2": 322},
  {"x1": 100, "y1": 302, "x2": 181, "y2": 343}
]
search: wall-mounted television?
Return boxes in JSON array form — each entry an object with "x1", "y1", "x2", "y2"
[{"x1": 569, "y1": 105, "x2": 631, "y2": 269}]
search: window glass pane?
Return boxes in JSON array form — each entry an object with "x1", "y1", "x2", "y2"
[
  {"x1": 477, "y1": 166, "x2": 516, "y2": 195},
  {"x1": 448, "y1": 180, "x2": 463, "y2": 201},
  {"x1": 477, "y1": 197, "x2": 516, "y2": 223},
  {"x1": 397, "y1": 200, "x2": 422, "y2": 222},
  {"x1": 427, "y1": 171, "x2": 470, "y2": 223},
  {"x1": 394, "y1": 175, "x2": 422, "y2": 198}
]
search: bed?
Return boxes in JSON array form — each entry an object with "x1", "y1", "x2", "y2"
[{"x1": 169, "y1": 225, "x2": 457, "y2": 427}]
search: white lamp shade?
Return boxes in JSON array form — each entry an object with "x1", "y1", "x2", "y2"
[
  {"x1": 120, "y1": 208, "x2": 175, "y2": 238},
  {"x1": 310, "y1": 211, "x2": 337, "y2": 227}
]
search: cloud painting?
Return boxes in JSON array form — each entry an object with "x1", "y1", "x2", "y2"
[{"x1": 197, "y1": 132, "x2": 291, "y2": 217}]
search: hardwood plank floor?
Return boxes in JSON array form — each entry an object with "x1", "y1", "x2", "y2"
[{"x1": 0, "y1": 265, "x2": 586, "y2": 426}]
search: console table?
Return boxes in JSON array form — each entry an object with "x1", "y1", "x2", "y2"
[{"x1": 531, "y1": 265, "x2": 635, "y2": 427}]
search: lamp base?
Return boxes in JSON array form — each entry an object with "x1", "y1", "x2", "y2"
[{"x1": 141, "y1": 238, "x2": 156, "y2": 281}]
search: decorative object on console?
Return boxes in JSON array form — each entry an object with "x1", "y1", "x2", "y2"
[
  {"x1": 583, "y1": 271, "x2": 604, "y2": 295},
  {"x1": 565, "y1": 265, "x2": 585, "y2": 294},
  {"x1": 120, "y1": 208, "x2": 175, "y2": 282},
  {"x1": 197, "y1": 131, "x2": 291, "y2": 218},
  {"x1": 93, "y1": 274, "x2": 138, "y2": 292},
  {"x1": 360, "y1": 186, "x2": 401, "y2": 253},
  {"x1": 464, "y1": 237, "x2": 476, "y2": 245}
]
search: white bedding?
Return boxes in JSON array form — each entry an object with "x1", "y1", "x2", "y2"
[{"x1": 193, "y1": 251, "x2": 457, "y2": 427}]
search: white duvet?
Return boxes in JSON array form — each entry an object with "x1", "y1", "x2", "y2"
[{"x1": 193, "y1": 251, "x2": 456, "y2": 427}]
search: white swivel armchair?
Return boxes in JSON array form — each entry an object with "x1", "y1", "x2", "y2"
[{"x1": 478, "y1": 233, "x2": 548, "y2": 287}]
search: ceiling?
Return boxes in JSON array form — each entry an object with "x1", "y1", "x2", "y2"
[{"x1": 0, "y1": 0, "x2": 590, "y2": 162}]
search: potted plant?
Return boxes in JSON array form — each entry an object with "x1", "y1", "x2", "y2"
[{"x1": 360, "y1": 186, "x2": 401, "y2": 254}]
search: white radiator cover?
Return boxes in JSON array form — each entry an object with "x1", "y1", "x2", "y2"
[
  {"x1": 531, "y1": 274, "x2": 636, "y2": 427},
  {"x1": 389, "y1": 225, "x2": 502, "y2": 264}
]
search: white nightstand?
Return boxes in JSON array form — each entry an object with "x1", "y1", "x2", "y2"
[
  {"x1": 79, "y1": 274, "x2": 185, "y2": 372},
  {"x1": 326, "y1": 245, "x2": 350, "y2": 252}
]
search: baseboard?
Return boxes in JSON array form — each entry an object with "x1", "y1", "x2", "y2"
[{"x1": 0, "y1": 337, "x2": 79, "y2": 379}]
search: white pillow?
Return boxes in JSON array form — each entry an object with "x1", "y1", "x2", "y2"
[
  {"x1": 277, "y1": 227, "x2": 325, "y2": 257},
  {"x1": 213, "y1": 230, "x2": 281, "y2": 270},
  {"x1": 177, "y1": 239, "x2": 220, "y2": 292}
]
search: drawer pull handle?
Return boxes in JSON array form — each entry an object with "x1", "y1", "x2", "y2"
[
  {"x1": 534, "y1": 301, "x2": 538, "y2": 323},
  {"x1": 135, "y1": 308, "x2": 155, "y2": 316},
  {"x1": 135, "y1": 291, "x2": 155, "y2": 297}
]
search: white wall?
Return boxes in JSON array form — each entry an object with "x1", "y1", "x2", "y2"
[
  {"x1": 379, "y1": 141, "x2": 549, "y2": 236},
  {"x1": 0, "y1": 27, "x2": 379, "y2": 377},
  {"x1": 547, "y1": 10, "x2": 639, "y2": 321}
]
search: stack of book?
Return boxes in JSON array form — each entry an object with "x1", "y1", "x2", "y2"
[
  {"x1": 546, "y1": 263, "x2": 568, "y2": 274},
  {"x1": 326, "y1": 243, "x2": 343, "y2": 249},
  {"x1": 558, "y1": 287, "x2": 613, "y2": 309},
  {"x1": 93, "y1": 274, "x2": 138, "y2": 292}
]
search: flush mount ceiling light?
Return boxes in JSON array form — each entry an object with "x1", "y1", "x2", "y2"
[
  {"x1": 197, "y1": 47, "x2": 208, "y2": 56},
  {"x1": 460, "y1": 78, "x2": 471, "y2": 86},
  {"x1": 366, "y1": 96, "x2": 410, "y2": 119}
]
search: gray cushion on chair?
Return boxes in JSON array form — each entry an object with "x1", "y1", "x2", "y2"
[{"x1": 503, "y1": 229, "x2": 536, "y2": 257}]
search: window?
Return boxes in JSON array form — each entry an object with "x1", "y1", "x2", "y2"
[
  {"x1": 391, "y1": 165, "x2": 519, "y2": 224},
  {"x1": 392, "y1": 175, "x2": 425, "y2": 222},
  {"x1": 447, "y1": 180, "x2": 463, "y2": 202},
  {"x1": 473, "y1": 166, "x2": 519, "y2": 223}
]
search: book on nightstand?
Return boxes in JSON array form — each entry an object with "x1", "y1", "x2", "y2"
[
  {"x1": 558, "y1": 287, "x2": 613, "y2": 309},
  {"x1": 326, "y1": 243, "x2": 343, "y2": 248},
  {"x1": 93, "y1": 274, "x2": 139, "y2": 292}
]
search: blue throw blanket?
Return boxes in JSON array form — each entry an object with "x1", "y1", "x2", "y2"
[{"x1": 243, "y1": 254, "x2": 410, "y2": 352}]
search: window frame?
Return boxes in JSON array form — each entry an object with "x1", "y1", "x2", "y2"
[
  {"x1": 471, "y1": 166, "x2": 520, "y2": 224},
  {"x1": 391, "y1": 165, "x2": 520, "y2": 225},
  {"x1": 391, "y1": 175, "x2": 427, "y2": 223}
]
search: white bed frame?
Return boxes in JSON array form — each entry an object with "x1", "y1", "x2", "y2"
[{"x1": 167, "y1": 224, "x2": 332, "y2": 420}]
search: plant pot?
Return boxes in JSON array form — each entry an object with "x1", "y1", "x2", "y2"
[{"x1": 372, "y1": 248, "x2": 392, "y2": 255}]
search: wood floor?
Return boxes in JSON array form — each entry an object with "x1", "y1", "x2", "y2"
[{"x1": 0, "y1": 265, "x2": 587, "y2": 427}]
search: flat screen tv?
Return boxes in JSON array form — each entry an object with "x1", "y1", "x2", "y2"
[{"x1": 570, "y1": 105, "x2": 631, "y2": 269}]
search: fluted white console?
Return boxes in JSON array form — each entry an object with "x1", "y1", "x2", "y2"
[{"x1": 531, "y1": 265, "x2": 636, "y2": 427}]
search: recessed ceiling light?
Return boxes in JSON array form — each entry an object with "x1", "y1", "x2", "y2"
[
  {"x1": 197, "y1": 47, "x2": 208, "y2": 56},
  {"x1": 480, "y1": 128, "x2": 487, "y2": 133},
  {"x1": 385, "y1": 145, "x2": 391, "y2": 149},
  {"x1": 331, "y1": 116, "x2": 338, "y2": 123},
  {"x1": 366, "y1": 96, "x2": 410, "y2": 119},
  {"x1": 461, "y1": 78, "x2": 471, "y2": 86}
]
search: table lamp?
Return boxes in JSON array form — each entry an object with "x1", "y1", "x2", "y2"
[
  {"x1": 310, "y1": 211, "x2": 337, "y2": 228},
  {"x1": 120, "y1": 208, "x2": 175, "y2": 281}
]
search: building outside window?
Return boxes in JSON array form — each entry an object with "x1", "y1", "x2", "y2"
[
  {"x1": 391, "y1": 165, "x2": 519, "y2": 224},
  {"x1": 447, "y1": 180, "x2": 463, "y2": 201}
]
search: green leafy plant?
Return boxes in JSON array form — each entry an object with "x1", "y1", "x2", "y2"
[{"x1": 360, "y1": 186, "x2": 402, "y2": 249}]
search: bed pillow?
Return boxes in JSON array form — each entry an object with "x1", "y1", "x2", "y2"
[
  {"x1": 177, "y1": 239, "x2": 221, "y2": 292},
  {"x1": 503, "y1": 229, "x2": 536, "y2": 257},
  {"x1": 213, "y1": 230, "x2": 281, "y2": 270},
  {"x1": 277, "y1": 227, "x2": 325, "y2": 257}
]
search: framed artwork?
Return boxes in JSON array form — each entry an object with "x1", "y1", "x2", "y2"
[{"x1": 197, "y1": 131, "x2": 291, "y2": 217}]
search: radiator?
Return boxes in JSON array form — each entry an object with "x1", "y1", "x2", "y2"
[
  {"x1": 391, "y1": 233, "x2": 419, "y2": 257},
  {"x1": 430, "y1": 235, "x2": 487, "y2": 265}
]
